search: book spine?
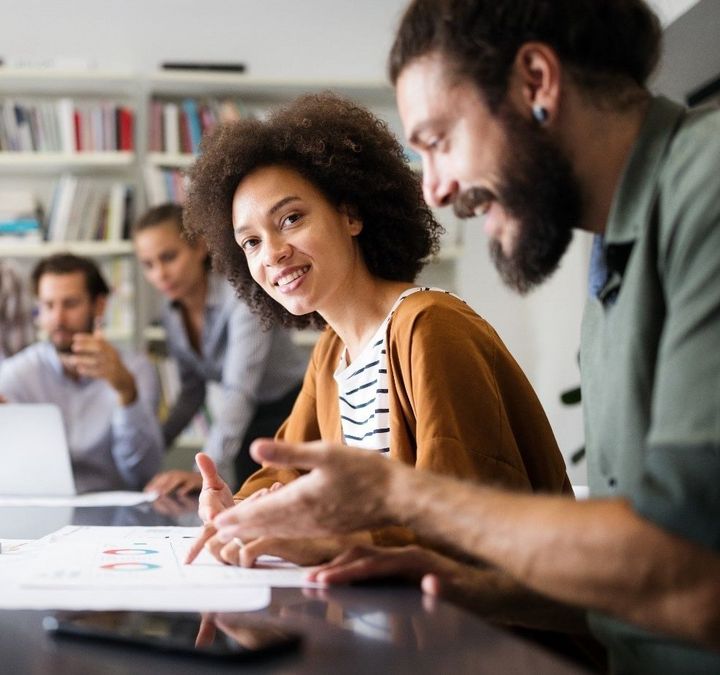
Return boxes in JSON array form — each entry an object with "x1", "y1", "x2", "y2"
[{"x1": 56, "y1": 98, "x2": 76, "y2": 153}]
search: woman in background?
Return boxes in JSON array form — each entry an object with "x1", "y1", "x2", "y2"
[{"x1": 133, "y1": 203, "x2": 307, "y2": 493}]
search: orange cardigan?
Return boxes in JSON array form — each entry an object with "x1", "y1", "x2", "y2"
[{"x1": 236, "y1": 291, "x2": 571, "y2": 543}]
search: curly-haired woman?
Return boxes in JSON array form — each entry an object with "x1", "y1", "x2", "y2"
[{"x1": 184, "y1": 93, "x2": 572, "y2": 566}]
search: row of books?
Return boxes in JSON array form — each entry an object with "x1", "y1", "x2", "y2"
[
  {"x1": 147, "y1": 97, "x2": 248, "y2": 155},
  {"x1": 46, "y1": 175, "x2": 133, "y2": 242},
  {"x1": 143, "y1": 166, "x2": 187, "y2": 205},
  {"x1": 0, "y1": 189, "x2": 43, "y2": 241},
  {"x1": 0, "y1": 98, "x2": 134, "y2": 153}
]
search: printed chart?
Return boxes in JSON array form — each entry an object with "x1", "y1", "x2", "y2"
[{"x1": 24, "y1": 526, "x2": 321, "y2": 589}]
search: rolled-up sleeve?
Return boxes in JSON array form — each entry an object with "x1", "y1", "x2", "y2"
[
  {"x1": 111, "y1": 353, "x2": 164, "y2": 489},
  {"x1": 633, "y1": 128, "x2": 720, "y2": 551},
  {"x1": 204, "y1": 305, "x2": 273, "y2": 481}
]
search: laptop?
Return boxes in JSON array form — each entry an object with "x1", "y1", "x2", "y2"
[{"x1": 0, "y1": 403, "x2": 77, "y2": 497}]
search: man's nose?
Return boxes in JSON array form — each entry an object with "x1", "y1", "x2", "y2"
[{"x1": 422, "y1": 159, "x2": 458, "y2": 208}]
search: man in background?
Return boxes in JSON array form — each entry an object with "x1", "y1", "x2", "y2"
[
  {"x1": 0, "y1": 253, "x2": 162, "y2": 492},
  {"x1": 204, "y1": 1, "x2": 720, "y2": 672}
]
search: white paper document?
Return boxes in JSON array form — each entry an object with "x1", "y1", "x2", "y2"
[
  {"x1": 26, "y1": 526, "x2": 323, "y2": 589},
  {"x1": 0, "y1": 491, "x2": 158, "y2": 507},
  {"x1": 0, "y1": 525, "x2": 322, "y2": 612}
]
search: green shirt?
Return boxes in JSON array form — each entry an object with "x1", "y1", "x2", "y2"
[{"x1": 581, "y1": 96, "x2": 720, "y2": 674}]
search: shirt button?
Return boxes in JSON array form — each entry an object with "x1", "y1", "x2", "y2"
[{"x1": 608, "y1": 477, "x2": 617, "y2": 489}]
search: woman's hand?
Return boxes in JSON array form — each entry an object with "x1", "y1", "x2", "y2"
[
  {"x1": 208, "y1": 531, "x2": 374, "y2": 568},
  {"x1": 196, "y1": 453, "x2": 235, "y2": 523},
  {"x1": 184, "y1": 453, "x2": 237, "y2": 564}
]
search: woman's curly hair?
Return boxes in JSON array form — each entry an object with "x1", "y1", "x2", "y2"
[{"x1": 184, "y1": 92, "x2": 442, "y2": 329}]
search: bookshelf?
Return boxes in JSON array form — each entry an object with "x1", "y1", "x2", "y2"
[
  {"x1": 0, "y1": 67, "x2": 465, "y2": 352},
  {"x1": 0, "y1": 68, "x2": 140, "y2": 344}
]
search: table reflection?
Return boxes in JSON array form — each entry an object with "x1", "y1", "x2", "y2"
[{"x1": 0, "y1": 495, "x2": 200, "y2": 539}]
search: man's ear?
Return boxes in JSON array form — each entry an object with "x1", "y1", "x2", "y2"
[{"x1": 509, "y1": 42, "x2": 562, "y2": 123}]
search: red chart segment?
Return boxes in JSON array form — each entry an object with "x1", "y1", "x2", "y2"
[{"x1": 100, "y1": 562, "x2": 161, "y2": 571}]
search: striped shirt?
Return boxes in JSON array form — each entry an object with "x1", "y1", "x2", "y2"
[{"x1": 334, "y1": 287, "x2": 461, "y2": 454}]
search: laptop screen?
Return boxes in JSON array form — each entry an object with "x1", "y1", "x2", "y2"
[{"x1": 0, "y1": 404, "x2": 76, "y2": 496}]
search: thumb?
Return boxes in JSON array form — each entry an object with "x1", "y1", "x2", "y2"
[
  {"x1": 196, "y1": 453, "x2": 224, "y2": 489},
  {"x1": 93, "y1": 316, "x2": 106, "y2": 339},
  {"x1": 250, "y1": 438, "x2": 330, "y2": 471}
]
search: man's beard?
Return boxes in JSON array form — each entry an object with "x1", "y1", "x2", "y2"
[
  {"x1": 51, "y1": 315, "x2": 94, "y2": 354},
  {"x1": 454, "y1": 107, "x2": 582, "y2": 294}
]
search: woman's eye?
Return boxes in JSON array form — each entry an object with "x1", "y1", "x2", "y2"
[
  {"x1": 281, "y1": 212, "x2": 301, "y2": 228},
  {"x1": 241, "y1": 238, "x2": 259, "y2": 251}
]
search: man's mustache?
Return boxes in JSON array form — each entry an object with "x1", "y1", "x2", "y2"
[{"x1": 453, "y1": 187, "x2": 494, "y2": 219}]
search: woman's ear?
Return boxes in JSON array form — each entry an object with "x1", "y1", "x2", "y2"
[{"x1": 342, "y1": 205, "x2": 363, "y2": 236}]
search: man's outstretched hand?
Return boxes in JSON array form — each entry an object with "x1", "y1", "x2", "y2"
[{"x1": 212, "y1": 439, "x2": 397, "y2": 545}]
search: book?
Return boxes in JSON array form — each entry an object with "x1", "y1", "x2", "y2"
[
  {"x1": 105, "y1": 182, "x2": 127, "y2": 241},
  {"x1": 181, "y1": 98, "x2": 202, "y2": 153},
  {"x1": 118, "y1": 107, "x2": 134, "y2": 151},
  {"x1": 56, "y1": 98, "x2": 76, "y2": 153}
]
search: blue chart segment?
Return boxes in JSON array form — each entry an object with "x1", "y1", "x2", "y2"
[
  {"x1": 101, "y1": 545, "x2": 161, "y2": 571},
  {"x1": 103, "y1": 548, "x2": 159, "y2": 556}
]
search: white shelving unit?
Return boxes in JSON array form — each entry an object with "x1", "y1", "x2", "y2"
[
  {"x1": 0, "y1": 152, "x2": 135, "y2": 170},
  {"x1": 0, "y1": 68, "x2": 141, "y2": 344},
  {"x1": 1, "y1": 67, "x2": 465, "y2": 352},
  {"x1": 0, "y1": 240, "x2": 133, "y2": 257}
]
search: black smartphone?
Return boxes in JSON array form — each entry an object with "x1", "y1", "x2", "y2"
[{"x1": 43, "y1": 611, "x2": 302, "y2": 661}]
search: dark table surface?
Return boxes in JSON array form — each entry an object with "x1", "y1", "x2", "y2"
[{"x1": 0, "y1": 499, "x2": 588, "y2": 674}]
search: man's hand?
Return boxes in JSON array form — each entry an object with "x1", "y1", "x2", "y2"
[
  {"x1": 71, "y1": 330, "x2": 137, "y2": 406},
  {"x1": 212, "y1": 439, "x2": 395, "y2": 544},
  {"x1": 308, "y1": 544, "x2": 589, "y2": 633},
  {"x1": 308, "y1": 544, "x2": 462, "y2": 585},
  {"x1": 144, "y1": 470, "x2": 203, "y2": 497}
]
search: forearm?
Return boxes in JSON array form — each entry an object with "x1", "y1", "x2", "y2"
[
  {"x1": 163, "y1": 385, "x2": 205, "y2": 446},
  {"x1": 388, "y1": 466, "x2": 720, "y2": 648},
  {"x1": 444, "y1": 565, "x2": 589, "y2": 634},
  {"x1": 111, "y1": 402, "x2": 164, "y2": 489},
  {"x1": 113, "y1": 367, "x2": 138, "y2": 406},
  {"x1": 203, "y1": 389, "x2": 257, "y2": 478}
]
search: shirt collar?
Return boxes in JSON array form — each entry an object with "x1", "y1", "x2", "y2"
[
  {"x1": 604, "y1": 96, "x2": 686, "y2": 246},
  {"x1": 168, "y1": 271, "x2": 223, "y2": 313},
  {"x1": 588, "y1": 97, "x2": 686, "y2": 303}
]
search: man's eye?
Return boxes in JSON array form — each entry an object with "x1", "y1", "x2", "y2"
[{"x1": 241, "y1": 238, "x2": 259, "y2": 251}]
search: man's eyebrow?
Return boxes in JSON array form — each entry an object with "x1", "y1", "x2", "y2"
[
  {"x1": 234, "y1": 195, "x2": 302, "y2": 236},
  {"x1": 408, "y1": 120, "x2": 436, "y2": 146}
]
